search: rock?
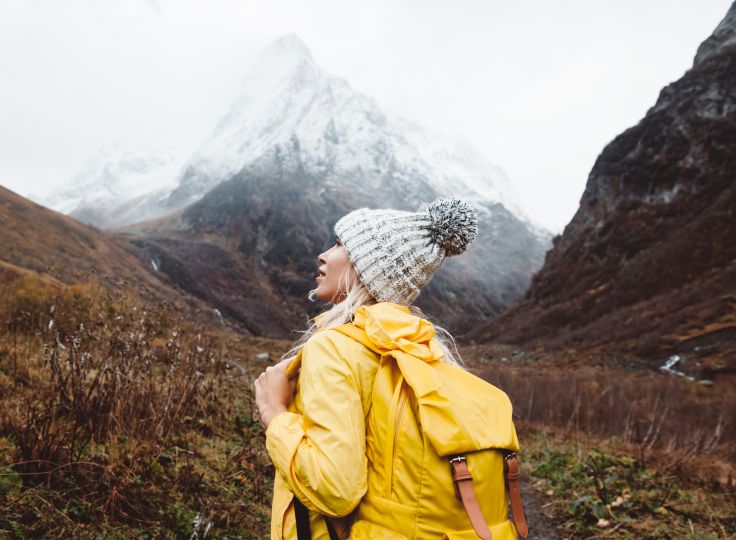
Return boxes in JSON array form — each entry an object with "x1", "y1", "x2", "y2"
[
  {"x1": 694, "y1": 2, "x2": 736, "y2": 66},
  {"x1": 471, "y1": 2, "x2": 736, "y2": 363},
  {"x1": 156, "y1": 453, "x2": 174, "y2": 465}
]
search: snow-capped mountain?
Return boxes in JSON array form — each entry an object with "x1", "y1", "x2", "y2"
[
  {"x1": 43, "y1": 144, "x2": 186, "y2": 229},
  {"x1": 36, "y1": 33, "x2": 552, "y2": 335},
  {"x1": 44, "y1": 34, "x2": 538, "y2": 233},
  {"x1": 170, "y1": 33, "x2": 529, "y2": 220},
  {"x1": 173, "y1": 34, "x2": 524, "y2": 225}
]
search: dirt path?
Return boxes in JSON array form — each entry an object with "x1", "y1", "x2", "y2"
[{"x1": 522, "y1": 488, "x2": 561, "y2": 540}]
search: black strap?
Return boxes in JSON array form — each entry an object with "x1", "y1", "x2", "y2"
[
  {"x1": 325, "y1": 515, "x2": 339, "y2": 540},
  {"x1": 293, "y1": 496, "x2": 340, "y2": 540},
  {"x1": 294, "y1": 496, "x2": 311, "y2": 539}
]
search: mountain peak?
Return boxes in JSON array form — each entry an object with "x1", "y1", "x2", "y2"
[
  {"x1": 238, "y1": 33, "x2": 319, "y2": 97},
  {"x1": 266, "y1": 33, "x2": 313, "y2": 60},
  {"x1": 694, "y1": 1, "x2": 736, "y2": 66}
]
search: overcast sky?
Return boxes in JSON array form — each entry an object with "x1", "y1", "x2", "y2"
[{"x1": 0, "y1": 0, "x2": 731, "y2": 232}]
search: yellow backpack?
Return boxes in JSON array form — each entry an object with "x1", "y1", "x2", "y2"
[{"x1": 334, "y1": 323, "x2": 528, "y2": 540}]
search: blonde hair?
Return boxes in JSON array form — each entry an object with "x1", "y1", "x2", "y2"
[{"x1": 282, "y1": 260, "x2": 463, "y2": 367}]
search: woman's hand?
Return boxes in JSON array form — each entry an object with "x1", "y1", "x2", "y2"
[{"x1": 254, "y1": 361, "x2": 297, "y2": 428}]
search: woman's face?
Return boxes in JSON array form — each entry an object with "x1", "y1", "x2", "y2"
[{"x1": 314, "y1": 238, "x2": 354, "y2": 303}]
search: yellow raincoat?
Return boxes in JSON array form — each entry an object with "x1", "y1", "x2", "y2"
[{"x1": 265, "y1": 302, "x2": 519, "y2": 539}]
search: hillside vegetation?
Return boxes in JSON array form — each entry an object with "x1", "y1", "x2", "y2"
[
  {"x1": 468, "y1": 345, "x2": 736, "y2": 539},
  {"x1": 0, "y1": 268, "x2": 284, "y2": 538},
  {"x1": 2, "y1": 267, "x2": 734, "y2": 538}
]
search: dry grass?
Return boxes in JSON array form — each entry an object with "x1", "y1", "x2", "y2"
[
  {"x1": 480, "y1": 362, "x2": 736, "y2": 485},
  {"x1": 471, "y1": 354, "x2": 736, "y2": 538},
  {"x1": 0, "y1": 272, "x2": 278, "y2": 538}
]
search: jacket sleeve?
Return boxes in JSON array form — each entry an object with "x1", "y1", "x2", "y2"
[{"x1": 265, "y1": 331, "x2": 367, "y2": 517}]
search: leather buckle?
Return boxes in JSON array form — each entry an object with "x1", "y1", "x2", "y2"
[
  {"x1": 448, "y1": 455, "x2": 468, "y2": 501},
  {"x1": 449, "y1": 455, "x2": 467, "y2": 476}
]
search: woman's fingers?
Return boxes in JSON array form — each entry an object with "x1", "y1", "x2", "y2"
[
  {"x1": 252, "y1": 358, "x2": 299, "y2": 428},
  {"x1": 255, "y1": 365, "x2": 292, "y2": 396},
  {"x1": 254, "y1": 364, "x2": 292, "y2": 428}
]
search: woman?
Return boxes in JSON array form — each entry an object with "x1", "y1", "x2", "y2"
[{"x1": 254, "y1": 197, "x2": 520, "y2": 539}]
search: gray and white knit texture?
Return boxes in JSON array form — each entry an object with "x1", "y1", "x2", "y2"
[{"x1": 334, "y1": 196, "x2": 478, "y2": 305}]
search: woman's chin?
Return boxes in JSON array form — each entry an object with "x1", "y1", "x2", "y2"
[
  {"x1": 312, "y1": 287, "x2": 331, "y2": 303},
  {"x1": 312, "y1": 283, "x2": 344, "y2": 304}
]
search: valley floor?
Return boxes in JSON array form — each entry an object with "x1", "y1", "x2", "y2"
[{"x1": 0, "y1": 274, "x2": 733, "y2": 538}]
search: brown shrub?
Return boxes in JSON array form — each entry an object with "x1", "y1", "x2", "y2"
[
  {"x1": 483, "y1": 363, "x2": 736, "y2": 482},
  {"x1": 0, "y1": 275, "x2": 253, "y2": 534}
]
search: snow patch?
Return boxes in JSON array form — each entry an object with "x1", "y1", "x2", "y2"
[
  {"x1": 645, "y1": 184, "x2": 685, "y2": 205},
  {"x1": 659, "y1": 354, "x2": 695, "y2": 381}
]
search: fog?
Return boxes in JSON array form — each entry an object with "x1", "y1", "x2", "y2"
[{"x1": 0, "y1": 0, "x2": 730, "y2": 231}]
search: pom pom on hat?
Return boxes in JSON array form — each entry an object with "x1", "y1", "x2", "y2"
[{"x1": 427, "y1": 197, "x2": 478, "y2": 256}]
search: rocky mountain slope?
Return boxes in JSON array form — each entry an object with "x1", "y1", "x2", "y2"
[
  {"x1": 472, "y1": 3, "x2": 736, "y2": 374},
  {"x1": 0, "y1": 185, "x2": 223, "y2": 329},
  {"x1": 128, "y1": 152, "x2": 545, "y2": 338}
]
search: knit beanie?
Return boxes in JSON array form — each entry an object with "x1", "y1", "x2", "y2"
[{"x1": 334, "y1": 197, "x2": 478, "y2": 305}]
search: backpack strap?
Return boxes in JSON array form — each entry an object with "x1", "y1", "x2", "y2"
[
  {"x1": 449, "y1": 456, "x2": 492, "y2": 540},
  {"x1": 293, "y1": 496, "x2": 340, "y2": 540},
  {"x1": 504, "y1": 452, "x2": 528, "y2": 538},
  {"x1": 294, "y1": 496, "x2": 312, "y2": 539},
  {"x1": 449, "y1": 454, "x2": 529, "y2": 539}
]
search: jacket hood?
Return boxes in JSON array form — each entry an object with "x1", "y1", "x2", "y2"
[
  {"x1": 350, "y1": 303, "x2": 445, "y2": 362},
  {"x1": 334, "y1": 302, "x2": 519, "y2": 456}
]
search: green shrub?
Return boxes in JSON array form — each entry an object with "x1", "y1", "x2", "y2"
[{"x1": 527, "y1": 440, "x2": 735, "y2": 538}]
